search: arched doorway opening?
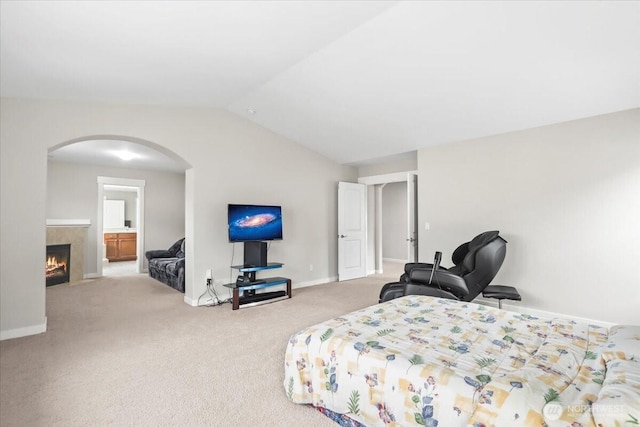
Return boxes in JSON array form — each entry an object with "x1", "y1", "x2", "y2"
[{"x1": 47, "y1": 135, "x2": 191, "y2": 289}]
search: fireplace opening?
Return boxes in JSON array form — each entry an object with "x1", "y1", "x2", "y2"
[{"x1": 46, "y1": 244, "x2": 70, "y2": 286}]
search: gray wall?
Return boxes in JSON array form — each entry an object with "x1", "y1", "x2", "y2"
[
  {"x1": 47, "y1": 161, "x2": 185, "y2": 274},
  {"x1": 1, "y1": 98, "x2": 357, "y2": 338},
  {"x1": 358, "y1": 152, "x2": 417, "y2": 178},
  {"x1": 382, "y1": 182, "x2": 407, "y2": 261},
  {"x1": 417, "y1": 109, "x2": 640, "y2": 324}
]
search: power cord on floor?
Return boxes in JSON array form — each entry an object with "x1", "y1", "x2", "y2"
[{"x1": 197, "y1": 278, "x2": 231, "y2": 307}]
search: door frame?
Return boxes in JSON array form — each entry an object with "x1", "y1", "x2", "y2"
[
  {"x1": 97, "y1": 176, "x2": 146, "y2": 276},
  {"x1": 358, "y1": 170, "x2": 418, "y2": 274},
  {"x1": 407, "y1": 172, "x2": 418, "y2": 262}
]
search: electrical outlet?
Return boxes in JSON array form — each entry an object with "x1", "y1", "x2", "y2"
[
  {"x1": 309, "y1": 264, "x2": 314, "y2": 271},
  {"x1": 206, "y1": 269, "x2": 213, "y2": 279}
]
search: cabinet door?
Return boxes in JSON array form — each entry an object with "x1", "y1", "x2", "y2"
[
  {"x1": 118, "y1": 233, "x2": 137, "y2": 260},
  {"x1": 104, "y1": 234, "x2": 119, "y2": 261}
]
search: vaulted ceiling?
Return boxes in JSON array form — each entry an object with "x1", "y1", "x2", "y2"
[{"x1": 2, "y1": 1, "x2": 638, "y2": 166}]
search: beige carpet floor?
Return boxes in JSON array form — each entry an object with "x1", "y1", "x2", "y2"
[{"x1": 0, "y1": 264, "x2": 403, "y2": 426}]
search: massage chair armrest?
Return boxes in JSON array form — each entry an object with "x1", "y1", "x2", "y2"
[
  {"x1": 408, "y1": 268, "x2": 469, "y2": 300},
  {"x1": 401, "y1": 262, "x2": 448, "y2": 283},
  {"x1": 403, "y1": 283, "x2": 459, "y2": 300}
]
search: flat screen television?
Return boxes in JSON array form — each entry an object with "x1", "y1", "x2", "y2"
[{"x1": 228, "y1": 204, "x2": 283, "y2": 242}]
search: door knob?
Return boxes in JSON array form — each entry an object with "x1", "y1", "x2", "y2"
[{"x1": 339, "y1": 234, "x2": 347, "y2": 238}]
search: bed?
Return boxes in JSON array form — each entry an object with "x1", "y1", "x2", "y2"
[{"x1": 284, "y1": 295, "x2": 640, "y2": 426}]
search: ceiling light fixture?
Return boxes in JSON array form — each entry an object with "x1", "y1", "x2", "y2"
[
  {"x1": 247, "y1": 108, "x2": 256, "y2": 115},
  {"x1": 111, "y1": 150, "x2": 138, "y2": 161}
]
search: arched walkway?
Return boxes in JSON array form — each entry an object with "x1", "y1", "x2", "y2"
[{"x1": 47, "y1": 135, "x2": 192, "y2": 296}]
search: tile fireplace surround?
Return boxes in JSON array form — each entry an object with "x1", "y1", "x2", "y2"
[{"x1": 46, "y1": 219, "x2": 89, "y2": 284}]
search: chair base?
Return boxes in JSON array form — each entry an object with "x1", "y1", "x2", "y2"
[
  {"x1": 482, "y1": 285, "x2": 521, "y2": 309},
  {"x1": 379, "y1": 282, "x2": 405, "y2": 303}
]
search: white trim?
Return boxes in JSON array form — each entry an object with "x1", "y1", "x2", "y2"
[
  {"x1": 185, "y1": 277, "x2": 335, "y2": 299},
  {"x1": 406, "y1": 172, "x2": 418, "y2": 262},
  {"x1": 203, "y1": 280, "x2": 615, "y2": 326},
  {"x1": 184, "y1": 292, "x2": 234, "y2": 307},
  {"x1": 474, "y1": 297, "x2": 614, "y2": 328},
  {"x1": 184, "y1": 295, "x2": 199, "y2": 307},
  {"x1": 293, "y1": 276, "x2": 338, "y2": 289},
  {"x1": 46, "y1": 219, "x2": 91, "y2": 227},
  {"x1": 0, "y1": 318, "x2": 47, "y2": 341},
  {"x1": 97, "y1": 176, "x2": 146, "y2": 187},
  {"x1": 375, "y1": 184, "x2": 384, "y2": 274},
  {"x1": 383, "y1": 258, "x2": 408, "y2": 263},
  {"x1": 358, "y1": 170, "x2": 418, "y2": 185},
  {"x1": 83, "y1": 273, "x2": 99, "y2": 279}
]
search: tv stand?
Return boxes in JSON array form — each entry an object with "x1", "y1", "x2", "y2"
[{"x1": 223, "y1": 263, "x2": 291, "y2": 310}]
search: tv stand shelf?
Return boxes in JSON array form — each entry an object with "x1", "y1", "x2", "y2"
[{"x1": 224, "y1": 263, "x2": 291, "y2": 310}]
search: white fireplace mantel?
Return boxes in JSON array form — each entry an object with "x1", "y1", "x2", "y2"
[{"x1": 46, "y1": 219, "x2": 91, "y2": 227}]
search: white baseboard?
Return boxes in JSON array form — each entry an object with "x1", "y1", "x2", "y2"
[
  {"x1": 182, "y1": 276, "x2": 337, "y2": 307},
  {"x1": 184, "y1": 295, "x2": 200, "y2": 306},
  {"x1": 474, "y1": 297, "x2": 614, "y2": 328},
  {"x1": 184, "y1": 294, "x2": 230, "y2": 307},
  {"x1": 383, "y1": 258, "x2": 408, "y2": 264},
  {"x1": 293, "y1": 276, "x2": 337, "y2": 289},
  {"x1": 84, "y1": 269, "x2": 148, "y2": 280},
  {"x1": 0, "y1": 318, "x2": 47, "y2": 341}
]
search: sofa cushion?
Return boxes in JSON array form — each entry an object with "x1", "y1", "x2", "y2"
[
  {"x1": 165, "y1": 259, "x2": 182, "y2": 276},
  {"x1": 176, "y1": 239, "x2": 186, "y2": 258},
  {"x1": 151, "y1": 258, "x2": 177, "y2": 273},
  {"x1": 146, "y1": 238, "x2": 186, "y2": 293}
]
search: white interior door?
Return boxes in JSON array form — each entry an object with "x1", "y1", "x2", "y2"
[
  {"x1": 406, "y1": 172, "x2": 418, "y2": 262},
  {"x1": 338, "y1": 181, "x2": 366, "y2": 281}
]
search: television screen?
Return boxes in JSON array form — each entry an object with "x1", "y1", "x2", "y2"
[{"x1": 228, "y1": 204, "x2": 283, "y2": 242}]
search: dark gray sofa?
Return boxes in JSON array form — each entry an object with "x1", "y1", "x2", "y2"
[{"x1": 145, "y1": 238, "x2": 185, "y2": 293}]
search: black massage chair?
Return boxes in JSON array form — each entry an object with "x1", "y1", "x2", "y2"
[{"x1": 379, "y1": 230, "x2": 507, "y2": 303}]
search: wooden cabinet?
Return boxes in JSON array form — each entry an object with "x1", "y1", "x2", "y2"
[
  {"x1": 104, "y1": 232, "x2": 137, "y2": 262},
  {"x1": 105, "y1": 235, "x2": 119, "y2": 260}
]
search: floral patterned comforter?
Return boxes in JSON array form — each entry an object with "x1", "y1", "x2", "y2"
[{"x1": 284, "y1": 295, "x2": 638, "y2": 426}]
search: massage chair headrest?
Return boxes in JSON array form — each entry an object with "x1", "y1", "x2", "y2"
[{"x1": 462, "y1": 231, "x2": 501, "y2": 272}]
